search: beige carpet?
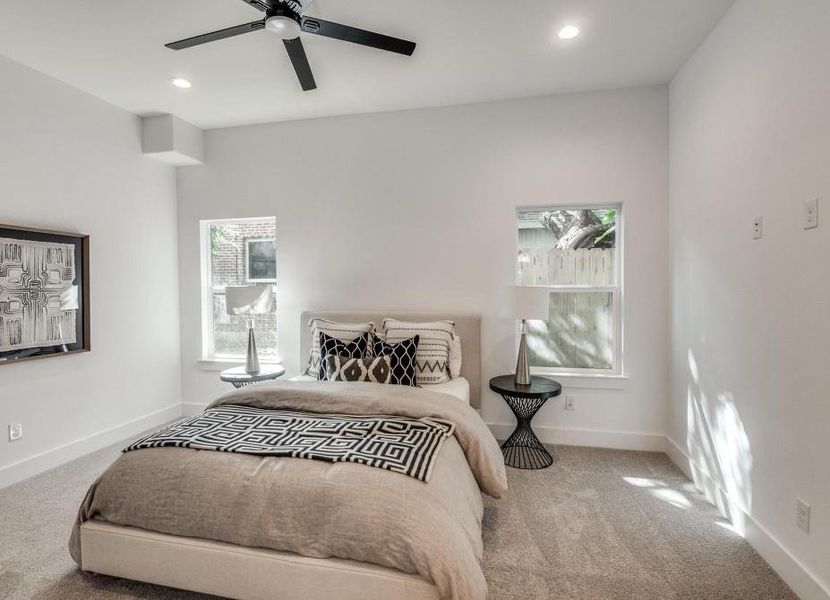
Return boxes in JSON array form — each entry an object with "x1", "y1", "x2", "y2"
[{"x1": 0, "y1": 438, "x2": 796, "y2": 600}]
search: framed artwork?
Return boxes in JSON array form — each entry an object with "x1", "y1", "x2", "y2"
[
  {"x1": 245, "y1": 238, "x2": 277, "y2": 282},
  {"x1": 0, "y1": 224, "x2": 90, "y2": 365}
]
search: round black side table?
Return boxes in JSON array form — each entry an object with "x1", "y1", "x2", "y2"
[
  {"x1": 489, "y1": 375, "x2": 562, "y2": 469},
  {"x1": 220, "y1": 364, "x2": 285, "y2": 389}
]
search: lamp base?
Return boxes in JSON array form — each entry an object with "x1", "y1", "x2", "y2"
[
  {"x1": 515, "y1": 327, "x2": 531, "y2": 385},
  {"x1": 245, "y1": 326, "x2": 261, "y2": 375}
]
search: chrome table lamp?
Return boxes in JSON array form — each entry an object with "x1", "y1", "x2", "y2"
[
  {"x1": 503, "y1": 286, "x2": 550, "y2": 385},
  {"x1": 225, "y1": 285, "x2": 275, "y2": 375}
]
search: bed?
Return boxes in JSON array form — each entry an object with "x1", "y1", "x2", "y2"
[{"x1": 70, "y1": 311, "x2": 505, "y2": 600}]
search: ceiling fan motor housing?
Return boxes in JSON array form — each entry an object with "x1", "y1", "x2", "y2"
[{"x1": 281, "y1": 0, "x2": 312, "y2": 15}]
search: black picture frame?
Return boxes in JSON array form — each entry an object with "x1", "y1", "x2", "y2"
[{"x1": 0, "y1": 224, "x2": 90, "y2": 365}]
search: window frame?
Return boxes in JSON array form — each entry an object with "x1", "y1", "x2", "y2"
[
  {"x1": 515, "y1": 204, "x2": 625, "y2": 378},
  {"x1": 199, "y1": 217, "x2": 279, "y2": 363},
  {"x1": 244, "y1": 238, "x2": 278, "y2": 283}
]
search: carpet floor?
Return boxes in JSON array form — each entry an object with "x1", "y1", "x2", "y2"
[{"x1": 0, "y1": 438, "x2": 796, "y2": 600}]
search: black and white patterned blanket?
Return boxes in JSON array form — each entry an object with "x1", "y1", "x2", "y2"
[{"x1": 125, "y1": 405, "x2": 455, "y2": 483}]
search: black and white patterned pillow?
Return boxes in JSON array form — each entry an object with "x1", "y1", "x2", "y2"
[
  {"x1": 325, "y1": 355, "x2": 392, "y2": 384},
  {"x1": 372, "y1": 334, "x2": 419, "y2": 387},
  {"x1": 383, "y1": 319, "x2": 454, "y2": 385},
  {"x1": 318, "y1": 331, "x2": 371, "y2": 380},
  {"x1": 306, "y1": 319, "x2": 374, "y2": 379}
]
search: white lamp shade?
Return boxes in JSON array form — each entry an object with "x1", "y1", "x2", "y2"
[
  {"x1": 225, "y1": 285, "x2": 275, "y2": 315},
  {"x1": 501, "y1": 286, "x2": 549, "y2": 321}
]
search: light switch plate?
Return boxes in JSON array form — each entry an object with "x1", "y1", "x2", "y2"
[
  {"x1": 752, "y1": 217, "x2": 763, "y2": 240},
  {"x1": 804, "y1": 198, "x2": 818, "y2": 229}
]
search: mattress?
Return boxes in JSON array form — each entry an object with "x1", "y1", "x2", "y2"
[{"x1": 287, "y1": 375, "x2": 471, "y2": 405}]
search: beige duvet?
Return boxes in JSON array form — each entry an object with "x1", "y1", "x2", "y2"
[{"x1": 70, "y1": 382, "x2": 508, "y2": 600}]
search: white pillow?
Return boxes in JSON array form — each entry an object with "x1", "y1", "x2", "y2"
[
  {"x1": 383, "y1": 318, "x2": 455, "y2": 385},
  {"x1": 449, "y1": 334, "x2": 462, "y2": 379},
  {"x1": 306, "y1": 318, "x2": 374, "y2": 379}
]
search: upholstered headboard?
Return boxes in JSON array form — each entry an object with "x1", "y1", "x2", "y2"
[{"x1": 300, "y1": 311, "x2": 481, "y2": 409}]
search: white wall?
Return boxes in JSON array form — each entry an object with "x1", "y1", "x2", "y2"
[
  {"x1": 669, "y1": 0, "x2": 830, "y2": 597},
  {"x1": 178, "y1": 86, "x2": 669, "y2": 447},
  {"x1": 0, "y1": 56, "x2": 182, "y2": 486}
]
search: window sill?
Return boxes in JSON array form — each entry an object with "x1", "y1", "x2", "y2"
[
  {"x1": 531, "y1": 370, "x2": 629, "y2": 390},
  {"x1": 198, "y1": 357, "x2": 283, "y2": 372}
]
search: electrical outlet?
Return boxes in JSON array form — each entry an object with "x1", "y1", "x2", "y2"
[
  {"x1": 804, "y1": 198, "x2": 818, "y2": 229},
  {"x1": 8, "y1": 423, "x2": 23, "y2": 442},
  {"x1": 563, "y1": 396, "x2": 575, "y2": 411},
  {"x1": 796, "y1": 498, "x2": 810, "y2": 533},
  {"x1": 752, "y1": 217, "x2": 763, "y2": 240}
]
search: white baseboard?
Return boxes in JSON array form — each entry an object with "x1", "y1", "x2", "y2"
[
  {"x1": 488, "y1": 422, "x2": 666, "y2": 451},
  {"x1": 665, "y1": 437, "x2": 830, "y2": 600},
  {"x1": 0, "y1": 403, "x2": 182, "y2": 490}
]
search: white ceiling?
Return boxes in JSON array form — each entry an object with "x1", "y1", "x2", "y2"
[{"x1": 0, "y1": 0, "x2": 734, "y2": 130}]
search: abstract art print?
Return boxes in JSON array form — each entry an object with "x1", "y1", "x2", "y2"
[{"x1": 0, "y1": 225, "x2": 90, "y2": 365}]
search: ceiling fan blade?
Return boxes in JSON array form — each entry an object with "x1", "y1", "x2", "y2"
[
  {"x1": 283, "y1": 37, "x2": 317, "y2": 91},
  {"x1": 166, "y1": 20, "x2": 265, "y2": 50},
  {"x1": 301, "y1": 17, "x2": 416, "y2": 56}
]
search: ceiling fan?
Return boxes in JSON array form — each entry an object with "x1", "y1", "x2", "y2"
[{"x1": 165, "y1": 0, "x2": 416, "y2": 92}]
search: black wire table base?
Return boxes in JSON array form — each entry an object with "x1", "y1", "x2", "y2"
[
  {"x1": 230, "y1": 381, "x2": 256, "y2": 389},
  {"x1": 500, "y1": 394, "x2": 554, "y2": 469}
]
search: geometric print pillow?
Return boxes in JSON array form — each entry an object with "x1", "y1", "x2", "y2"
[
  {"x1": 382, "y1": 319, "x2": 455, "y2": 385},
  {"x1": 371, "y1": 334, "x2": 419, "y2": 387},
  {"x1": 306, "y1": 319, "x2": 374, "y2": 379},
  {"x1": 324, "y1": 355, "x2": 392, "y2": 384},
  {"x1": 317, "y1": 331, "x2": 371, "y2": 381}
]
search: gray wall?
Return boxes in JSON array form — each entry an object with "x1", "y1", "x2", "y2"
[
  {"x1": 178, "y1": 86, "x2": 670, "y2": 446},
  {"x1": 0, "y1": 56, "x2": 182, "y2": 486},
  {"x1": 669, "y1": 0, "x2": 830, "y2": 596}
]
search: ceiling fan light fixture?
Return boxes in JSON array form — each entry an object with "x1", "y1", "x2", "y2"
[{"x1": 265, "y1": 15, "x2": 302, "y2": 39}]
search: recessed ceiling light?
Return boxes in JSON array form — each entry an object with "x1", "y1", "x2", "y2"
[
  {"x1": 558, "y1": 25, "x2": 581, "y2": 40},
  {"x1": 170, "y1": 77, "x2": 192, "y2": 89}
]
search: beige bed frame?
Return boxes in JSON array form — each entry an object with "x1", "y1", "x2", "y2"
[
  {"x1": 80, "y1": 311, "x2": 481, "y2": 600},
  {"x1": 80, "y1": 522, "x2": 439, "y2": 600}
]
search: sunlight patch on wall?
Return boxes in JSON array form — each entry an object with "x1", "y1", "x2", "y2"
[{"x1": 684, "y1": 349, "x2": 753, "y2": 537}]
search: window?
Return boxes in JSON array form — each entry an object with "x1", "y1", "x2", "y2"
[
  {"x1": 200, "y1": 217, "x2": 279, "y2": 361},
  {"x1": 516, "y1": 206, "x2": 622, "y2": 374}
]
